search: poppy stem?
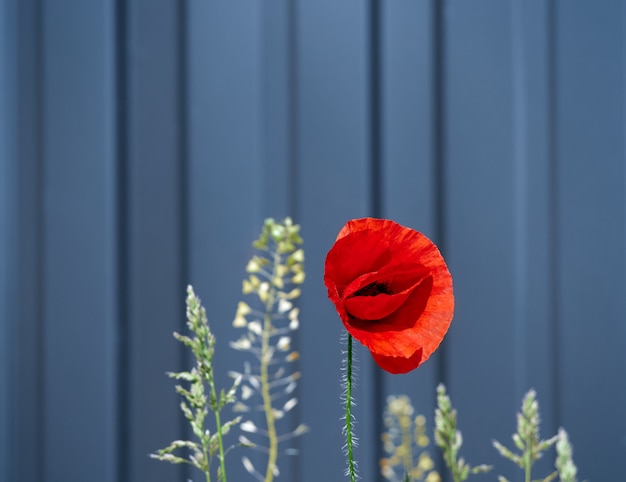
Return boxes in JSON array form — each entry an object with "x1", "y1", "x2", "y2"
[{"x1": 345, "y1": 334, "x2": 356, "y2": 482}]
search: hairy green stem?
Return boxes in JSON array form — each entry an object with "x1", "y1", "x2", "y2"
[{"x1": 346, "y1": 334, "x2": 356, "y2": 482}]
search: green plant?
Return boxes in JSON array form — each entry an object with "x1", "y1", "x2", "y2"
[
  {"x1": 229, "y1": 217, "x2": 308, "y2": 482},
  {"x1": 151, "y1": 286, "x2": 241, "y2": 482},
  {"x1": 434, "y1": 384, "x2": 492, "y2": 482},
  {"x1": 555, "y1": 428, "x2": 579, "y2": 482},
  {"x1": 493, "y1": 389, "x2": 558, "y2": 482}
]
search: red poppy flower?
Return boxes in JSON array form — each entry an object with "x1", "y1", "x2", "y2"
[{"x1": 324, "y1": 218, "x2": 454, "y2": 374}]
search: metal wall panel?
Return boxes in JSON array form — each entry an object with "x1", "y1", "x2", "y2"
[
  {"x1": 445, "y1": 0, "x2": 520, "y2": 466},
  {"x1": 121, "y1": 1, "x2": 188, "y2": 481},
  {"x1": 11, "y1": 1, "x2": 46, "y2": 482},
  {"x1": 380, "y1": 0, "x2": 442, "y2": 453},
  {"x1": 40, "y1": 1, "x2": 118, "y2": 481},
  {"x1": 3, "y1": 1, "x2": 626, "y2": 481},
  {"x1": 187, "y1": 1, "x2": 265, "y2": 481},
  {"x1": 296, "y1": 1, "x2": 375, "y2": 480},
  {"x1": 0, "y1": 1, "x2": 15, "y2": 480},
  {"x1": 556, "y1": 1, "x2": 626, "y2": 479}
]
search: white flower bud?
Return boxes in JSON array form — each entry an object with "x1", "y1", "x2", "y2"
[
  {"x1": 247, "y1": 321, "x2": 262, "y2": 336},
  {"x1": 278, "y1": 299, "x2": 293, "y2": 314},
  {"x1": 240, "y1": 420, "x2": 258, "y2": 433},
  {"x1": 277, "y1": 336, "x2": 291, "y2": 351}
]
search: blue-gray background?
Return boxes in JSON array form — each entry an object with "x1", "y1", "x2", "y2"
[{"x1": 1, "y1": 1, "x2": 625, "y2": 481}]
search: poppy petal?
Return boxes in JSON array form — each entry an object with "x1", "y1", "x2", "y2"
[
  {"x1": 343, "y1": 267, "x2": 430, "y2": 321},
  {"x1": 341, "y1": 263, "x2": 431, "y2": 299},
  {"x1": 324, "y1": 229, "x2": 392, "y2": 296},
  {"x1": 344, "y1": 291, "x2": 412, "y2": 321},
  {"x1": 370, "y1": 347, "x2": 424, "y2": 374},
  {"x1": 344, "y1": 276, "x2": 433, "y2": 358}
]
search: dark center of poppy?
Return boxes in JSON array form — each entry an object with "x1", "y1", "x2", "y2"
[{"x1": 353, "y1": 281, "x2": 392, "y2": 297}]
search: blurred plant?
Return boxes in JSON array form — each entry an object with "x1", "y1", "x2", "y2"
[
  {"x1": 434, "y1": 384, "x2": 492, "y2": 482},
  {"x1": 229, "y1": 217, "x2": 308, "y2": 482},
  {"x1": 151, "y1": 286, "x2": 241, "y2": 482},
  {"x1": 380, "y1": 395, "x2": 441, "y2": 482},
  {"x1": 555, "y1": 428, "x2": 579, "y2": 482},
  {"x1": 493, "y1": 389, "x2": 558, "y2": 482}
]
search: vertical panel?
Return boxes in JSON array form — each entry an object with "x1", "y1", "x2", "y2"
[
  {"x1": 261, "y1": 2, "x2": 302, "y2": 479},
  {"x1": 187, "y1": 1, "x2": 263, "y2": 481},
  {"x1": 444, "y1": 1, "x2": 519, "y2": 477},
  {"x1": 512, "y1": 0, "x2": 556, "y2": 415},
  {"x1": 361, "y1": 1, "x2": 385, "y2": 477},
  {"x1": 511, "y1": 1, "x2": 558, "y2": 477},
  {"x1": 124, "y1": 1, "x2": 186, "y2": 481},
  {"x1": 556, "y1": 2, "x2": 626, "y2": 479},
  {"x1": 511, "y1": 1, "x2": 557, "y2": 430},
  {"x1": 262, "y1": 0, "x2": 295, "y2": 219},
  {"x1": 0, "y1": 0, "x2": 15, "y2": 479},
  {"x1": 41, "y1": 1, "x2": 118, "y2": 481},
  {"x1": 380, "y1": 0, "x2": 441, "y2": 444},
  {"x1": 296, "y1": 1, "x2": 374, "y2": 481},
  {"x1": 12, "y1": 1, "x2": 45, "y2": 481}
]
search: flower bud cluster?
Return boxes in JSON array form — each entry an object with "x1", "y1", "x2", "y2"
[
  {"x1": 380, "y1": 395, "x2": 440, "y2": 482},
  {"x1": 229, "y1": 217, "x2": 308, "y2": 482}
]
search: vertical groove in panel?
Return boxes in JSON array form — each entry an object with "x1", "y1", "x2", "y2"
[
  {"x1": 510, "y1": 0, "x2": 528, "y2": 403},
  {"x1": 178, "y1": 0, "x2": 188, "y2": 286},
  {"x1": 0, "y1": 11, "x2": 6, "y2": 480},
  {"x1": 176, "y1": 0, "x2": 189, "y2": 363},
  {"x1": 34, "y1": 1, "x2": 46, "y2": 478},
  {"x1": 125, "y1": 2, "x2": 187, "y2": 479},
  {"x1": 370, "y1": 0, "x2": 382, "y2": 218},
  {"x1": 0, "y1": 1, "x2": 14, "y2": 479},
  {"x1": 431, "y1": 0, "x2": 448, "y2": 469},
  {"x1": 103, "y1": 2, "x2": 122, "y2": 480},
  {"x1": 367, "y1": 0, "x2": 383, "y2": 476},
  {"x1": 547, "y1": 0, "x2": 561, "y2": 430},
  {"x1": 621, "y1": 5, "x2": 626, "y2": 471},
  {"x1": 177, "y1": 3, "x2": 190, "y2": 478},
  {"x1": 115, "y1": 0, "x2": 129, "y2": 480},
  {"x1": 432, "y1": 0, "x2": 448, "y2": 389},
  {"x1": 288, "y1": 0, "x2": 299, "y2": 216},
  {"x1": 35, "y1": 0, "x2": 46, "y2": 477},
  {"x1": 15, "y1": 0, "x2": 47, "y2": 478}
]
